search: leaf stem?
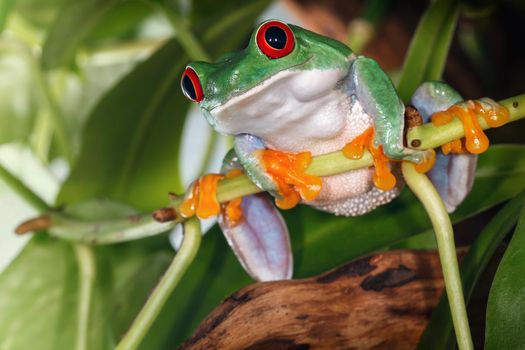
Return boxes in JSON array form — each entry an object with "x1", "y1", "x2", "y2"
[
  {"x1": 20, "y1": 95, "x2": 525, "y2": 243},
  {"x1": 418, "y1": 191, "x2": 525, "y2": 349},
  {"x1": 159, "y1": 4, "x2": 210, "y2": 61},
  {"x1": 407, "y1": 94, "x2": 525, "y2": 150},
  {"x1": 115, "y1": 217, "x2": 202, "y2": 350},
  {"x1": 73, "y1": 244, "x2": 96, "y2": 350},
  {"x1": 401, "y1": 162, "x2": 473, "y2": 350},
  {"x1": 0, "y1": 163, "x2": 50, "y2": 212}
]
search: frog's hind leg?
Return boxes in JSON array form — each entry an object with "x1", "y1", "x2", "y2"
[
  {"x1": 411, "y1": 81, "x2": 476, "y2": 212},
  {"x1": 217, "y1": 149, "x2": 293, "y2": 282}
]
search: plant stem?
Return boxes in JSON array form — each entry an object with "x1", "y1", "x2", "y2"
[
  {"x1": 73, "y1": 244, "x2": 96, "y2": 350},
  {"x1": 0, "y1": 163, "x2": 50, "y2": 212},
  {"x1": 159, "y1": 4, "x2": 210, "y2": 61},
  {"x1": 115, "y1": 217, "x2": 202, "y2": 350},
  {"x1": 407, "y1": 94, "x2": 525, "y2": 149},
  {"x1": 401, "y1": 162, "x2": 473, "y2": 350},
  {"x1": 21, "y1": 95, "x2": 525, "y2": 242}
]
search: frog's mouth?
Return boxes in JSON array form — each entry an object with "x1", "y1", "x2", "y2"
[
  {"x1": 207, "y1": 60, "x2": 349, "y2": 136},
  {"x1": 207, "y1": 57, "x2": 314, "y2": 112}
]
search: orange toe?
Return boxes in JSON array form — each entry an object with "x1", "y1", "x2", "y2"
[{"x1": 258, "y1": 149, "x2": 322, "y2": 210}]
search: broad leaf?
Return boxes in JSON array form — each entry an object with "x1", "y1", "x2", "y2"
[
  {"x1": 41, "y1": 0, "x2": 121, "y2": 69},
  {"x1": 485, "y1": 193, "x2": 525, "y2": 349},
  {"x1": 396, "y1": 0, "x2": 459, "y2": 101},
  {"x1": 58, "y1": 1, "x2": 270, "y2": 212}
]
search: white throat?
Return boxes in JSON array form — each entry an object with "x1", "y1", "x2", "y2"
[{"x1": 210, "y1": 68, "x2": 372, "y2": 155}]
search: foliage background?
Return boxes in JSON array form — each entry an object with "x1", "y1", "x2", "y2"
[{"x1": 0, "y1": 0, "x2": 524, "y2": 349}]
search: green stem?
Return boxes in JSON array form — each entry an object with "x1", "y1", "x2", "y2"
[
  {"x1": 418, "y1": 191, "x2": 525, "y2": 349},
  {"x1": 401, "y1": 162, "x2": 473, "y2": 350},
  {"x1": 20, "y1": 95, "x2": 525, "y2": 242},
  {"x1": 0, "y1": 163, "x2": 50, "y2": 212},
  {"x1": 407, "y1": 94, "x2": 525, "y2": 150},
  {"x1": 115, "y1": 218, "x2": 202, "y2": 350},
  {"x1": 159, "y1": 4, "x2": 210, "y2": 61},
  {"x1": 73, "y1": 244, "x2": 96, "y2": 350}
]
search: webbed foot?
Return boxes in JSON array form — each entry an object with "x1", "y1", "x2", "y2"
[
  {"x1": 410, "y1": 81, "x2": 510, "y2": 212},
  {"x1": 257, "y1": 149, "x2": 322, "y2": 209},
  {"x1": 342, "y1": 127, "x2": 398, "y2": 191},
  {"x1": 218, "y1": 149, "x2": 293, "y2": 281},
  {"x1": 432, "y1": 98, "x2": 510, "y2": 155}
]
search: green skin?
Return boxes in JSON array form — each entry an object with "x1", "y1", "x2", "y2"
[
  {"x1": 187, "y1": 21, "x2": 432, "y2": 193},
  {"x1": 181, "y1": 20, "x2": 473, "y2": 283}
]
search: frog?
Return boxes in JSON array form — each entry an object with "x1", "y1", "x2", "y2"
[{"x1": 179, "y1": 19, "x2": 506, "y2": 282}]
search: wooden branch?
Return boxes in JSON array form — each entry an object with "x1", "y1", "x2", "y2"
[{"x1": 180, "y1": 250, "x2": 449, "y2": 350}]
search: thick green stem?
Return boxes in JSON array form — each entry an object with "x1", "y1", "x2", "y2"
[
  {"x1": 19, "y1": 95, "x2": 525, "y2": 243},
  {"x1": 401, "y1": 162, "x2": 473, "y2": 350},
  {"x1": 407, "y1": 94, "x2": 525, "y2": 149},
  {"x1": 115, "y1": 218, "x2": 202, "y2": 350},
  {"x1": 73, "y1": 244, "x2": 96, "y2": 350}
]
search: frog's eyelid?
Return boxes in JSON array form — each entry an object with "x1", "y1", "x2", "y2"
[
  {"x1": 181, "y1": 66, "x2": 204, "y2": 102},
  {"x1": 255, "y1": 20, "x2": 295, "y2": 59}
]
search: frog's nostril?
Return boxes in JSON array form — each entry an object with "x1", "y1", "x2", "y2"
[{"x1": 181, "y1": 67, "x2": 204, "y2": 102}]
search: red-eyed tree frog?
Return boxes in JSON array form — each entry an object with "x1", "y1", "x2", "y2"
[{"x1": 179, "y1": 20, "x2": 507, "y2": 282}]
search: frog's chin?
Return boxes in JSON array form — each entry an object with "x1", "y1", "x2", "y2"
[{"x1": 207, "y1": 67, "x2": 348, "y2": 136}]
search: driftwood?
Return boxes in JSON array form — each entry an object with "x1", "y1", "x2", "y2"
[{"x1": 180, "y1": 250, "x2": 447, "y2": 350}]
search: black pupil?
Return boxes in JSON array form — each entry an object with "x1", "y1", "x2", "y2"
[
  {"x1": 265, "y1": 26, "x2": 287, "y2": 49},
  {"x1": 182, "y1": 74, "x2": 197, "y2": 100}
]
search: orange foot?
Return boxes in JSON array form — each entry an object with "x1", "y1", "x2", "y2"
[
  {"x1": 432, "y1": 99, "x2": 510, "y2": 155},
  {"x1": 258, "y1": 149, "x2": 322, "y2": 210},
  {"x1": 179, "y1": 170, "x2": 246, "y2": 222},
  {"x1": 342, "y1": 127, "x2": 397, "y2": 191}
]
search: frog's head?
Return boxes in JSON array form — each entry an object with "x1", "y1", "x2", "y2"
[{"x1": 180, "y1": 20, "x2": 354, "y2": 134}]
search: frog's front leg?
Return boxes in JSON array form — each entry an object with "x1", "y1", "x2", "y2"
[
  {"x1": 234, "y1": 134, "x2": 322, "y2": 209},
  {"x1": 217, "y1": 148, "x2": 293, "y2": 282},
  {"x1": 347, "y1": 57, "x2": 434, "y2": 166}
]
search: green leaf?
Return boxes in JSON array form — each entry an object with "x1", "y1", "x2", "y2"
[
  {"x1": 0, "y1": 234, "x2": 174, "y2": 350},
  {"x1": 141, "y1": 145, "x2": 525, "y2": 347},
  {"x1": 41, "y1": 0, "x2": 121, "y2": 69},
  {"x1": 396, "y1": 0, "x2": 459, "y2": 101},
  {"x1": 485, "y1": 194, "x2": 525, "y2": 349},
  {"x1": 58, "y1": 1, "x2": 270, "y2": 212},
  {"x1": 0, "y1": 0, "x2": 15, "y2": 33},
  {"x1": 418, "y1": 191, "x2": 525, "y2": 350}
]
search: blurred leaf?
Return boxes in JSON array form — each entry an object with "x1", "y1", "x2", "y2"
[
  {"x1": 419, "y1": 191, "x2": 525, "y2": 350},
  {"x1": 13, "y1": 0, "x2": 70, "y2": 29},
  {"x1": 142, "y1": 145, "x2": 525, "y2": 347},
  {"x1": 397, "y1": 0, "x2": 459, "y2": 101},
  {"x1": 41, "y1": 0, "x2": 121, "y2": 69},
  {"x1": 0, "y1": 0, "x2": 14, "y2": 33},
  {"x1": 485, "y1": 194, "x2": 525, "y2": 349},
  {"x1": 86, "y1": 1, "x2": 154, "y2": 43},
  {"x1": 58, "y1": 1, "x2": 269, "y2": 212},
  {"x1": 0, "y1": 185, "x2": 176, "y2": 350},
  {"x1": 0, "y1": 226, "x2": 173, "y2": 350}
]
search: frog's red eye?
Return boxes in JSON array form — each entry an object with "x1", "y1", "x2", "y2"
[
  {"x1": 181, "y1": 67, "x2": 203, "y2": 102},
  {"x1": 256, "y1": 20, "x2": 295, "y2": 59}
]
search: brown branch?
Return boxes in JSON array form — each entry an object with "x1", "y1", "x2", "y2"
[{"x1": 180, "y1": 250, "x2": 453, "y2": 350}]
